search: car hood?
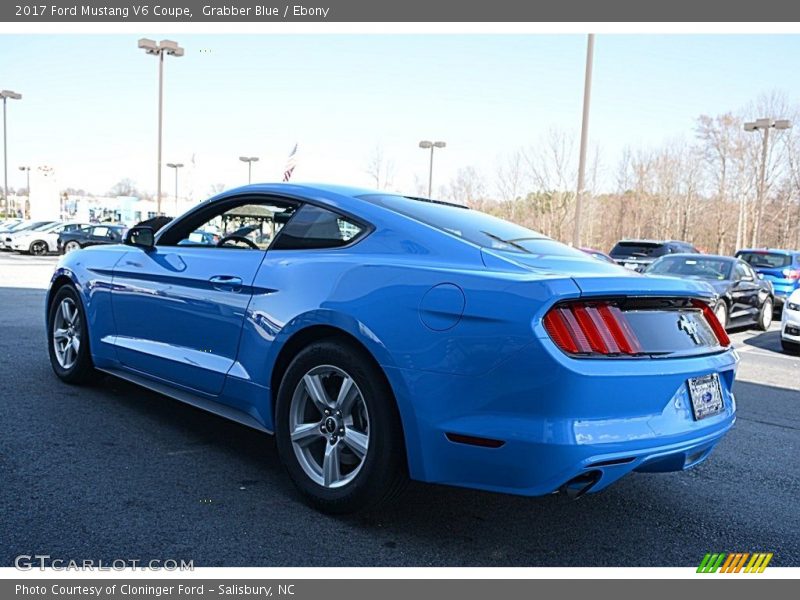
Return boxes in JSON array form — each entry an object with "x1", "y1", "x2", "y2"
[{"x1": 481, "y1": 248, "x2": 716, "y2": 300}]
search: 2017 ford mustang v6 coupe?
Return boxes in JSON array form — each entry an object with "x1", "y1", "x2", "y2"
[{"x1": 46, "y1": 183, "x2": 737, "y2": 513}]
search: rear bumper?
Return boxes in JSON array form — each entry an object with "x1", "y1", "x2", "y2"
[{"x1": 388, "y1": 341, "x2": 737, "y2": 497}]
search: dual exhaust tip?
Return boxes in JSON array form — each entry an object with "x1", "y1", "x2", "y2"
[{"x1": 559, "y1": 470, "x2": 602, "y2": 500}]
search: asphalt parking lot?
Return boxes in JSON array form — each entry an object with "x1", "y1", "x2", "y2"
[{"x1": 0, "y1": 252, "x2": 798, "y2": 567}]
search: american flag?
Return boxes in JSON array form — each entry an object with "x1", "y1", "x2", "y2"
[{"x1": 282, "y1": 144, "x2": 298, "y2": 182}]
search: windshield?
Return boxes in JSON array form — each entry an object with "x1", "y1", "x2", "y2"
[
  {"x1": 736, "y1": 251, "x2": 792, "y2": 269},
  {"x1": 610, "y1": 241, "x2": 669, "y2": 258},
  {"x1": 360, "y1": 194, "x2": 584, "y2": 256},
  {"x1": 645, "y1": 256, "x2": 732, "y2": 280}
]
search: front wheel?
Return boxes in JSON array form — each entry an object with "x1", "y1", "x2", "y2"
[
  {"x1": 47, "y1": 284, "x2": 96, "y2": 384},
  {"x1": 29, "y1": 240, "x2": 48, "y2": 255},
  {"x1": 756, "y1": 298, "x2": 773, "y2": 331},
  {"x1": 275, "y1": 339, "x2": 407, "y2": 514}
]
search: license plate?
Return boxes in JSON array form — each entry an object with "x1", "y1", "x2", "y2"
[
  {"x1": 624, "y1": 262, "x2": 638, "y2": 270},
  {"x1": 687, "y1": 373, "x2": 724, "y2": 420}
]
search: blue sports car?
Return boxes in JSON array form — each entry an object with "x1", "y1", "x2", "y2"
[{"x1": 46, "y1": 183, "x2": 737, "y2": 513}]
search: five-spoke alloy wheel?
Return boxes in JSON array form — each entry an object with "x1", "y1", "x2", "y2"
[
  {"x1": 47, "y1": 284, "x2": 95, "y2": 384},
  {"x1": 276, "y1": 339, "x2": 407, "y2": 514}
]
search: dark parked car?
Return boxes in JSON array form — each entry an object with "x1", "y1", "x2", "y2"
[
  {"x1": 610, "y1": 239, "x2": 699, "y2": 272},
  {"x1": 58, "y1": 224, "x2": 126, "y2": 254},
  {"x1": 644, "y1": 254, "x2": 774, "y2": 330},
  {"x1": 735, "y1": 248, "x2": 800, "y2": 308}
]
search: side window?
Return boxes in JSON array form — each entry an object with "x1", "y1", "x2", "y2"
[
  {"x1": 92, "y1": 226, "x2": 109, "y2": 238},
  {"x1": 733, "y1": 262, "x2": 750, "y2": 280},
  {"x1": 271, "y1": 204, "x2": 364, "y2": 250},
  {"x1": 159, "y1": 199, "x2": 297, "y2": 250}
]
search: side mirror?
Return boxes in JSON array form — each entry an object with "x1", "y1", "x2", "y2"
[{"x1": 125, "y1": 226, "x2": 155, "y2": 250}]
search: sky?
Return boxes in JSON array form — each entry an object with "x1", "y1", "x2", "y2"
[{"x1": 1, "y1": 34, "x2": 800, "y2": 199}]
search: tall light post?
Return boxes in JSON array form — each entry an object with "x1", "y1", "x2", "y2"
[
  {"x1": 744, "y1": 118, "x2": 792, "y2": 247},
  {"x1": 419, "y1": 140, "x2": 446, "y2": 197},
  {"x1": 166, "y1": 162, "x2": 183, "y2": 215},
  {"x1": 138, "y1": 39, "x2": 184, "y2": 216},
  {"x1": 572, "y1": 33, "x2": 595, "y2": 248},
  {"x1": 1, "y1": 90, "x2": 22, "y2": 218},
  {"x1": 18, "y1": 165, "x2": 30, "y2": 218},
  {"x1": 239, "y1": 156, "x2": 259, "y2": 184}
]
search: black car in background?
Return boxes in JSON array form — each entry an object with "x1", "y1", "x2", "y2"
[
  {"x1": 58, "y1": 224, "x2": 126, "y2": 254},
  {"x1": 644, "y1": 254, "x2": 774, "y2": 330},
  {"x1": 610, "y1": 239, "x2": 699, "y2": 272}
]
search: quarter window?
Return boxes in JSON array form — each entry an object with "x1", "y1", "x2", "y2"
[{"x1": 272, "y1": 204, "x2": 364, "y2": 250}]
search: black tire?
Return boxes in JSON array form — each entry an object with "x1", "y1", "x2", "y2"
[
  {"x1": 29, "y1": 240, "x2": 48, "y2": 255},
  {"x1": 275, "y1": 339, "x2": 407, "y2": 514},
  {"x1": 713, "y1": 301, "x2": 728, "y2": 329},
  {"x1": 782, "y1": 338, "x2": 800, "y2": 354},
  {"x1": 47, "y1": 284, "x2": 96, "y2": 384},
  {"x1": 63, "y1": 240, "x2": 81, "y2": 254},
  {"x1": 756, "y1": 298, "x2": 773, "y2": 331}
]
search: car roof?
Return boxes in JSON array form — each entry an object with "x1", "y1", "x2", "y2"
[
  {"x1": 656, "y1": 253, "x2": 735, "y2": 262},
  {"x1": 736, "y1": 248, "x2": 799, "y2": 255}
]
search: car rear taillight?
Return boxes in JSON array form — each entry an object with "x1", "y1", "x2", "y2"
[
  {"x1": 782, "y1": 268, "x2": 800, "y2": 280},
  {"x1": 544, "y1": 299, "x2": 731, "y2": 356},
  {"x1": 691, "y1": 300, "x2": 730, "y2": 347},
  {"x1": 543, "y1": 302, "x2": 643, "y2": 355}
]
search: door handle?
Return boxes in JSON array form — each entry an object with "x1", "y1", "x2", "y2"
[{"x1": 209, "y1": 275, "x2": 243, "y2": 291}]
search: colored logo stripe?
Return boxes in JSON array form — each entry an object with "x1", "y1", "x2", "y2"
[{"x1": 697, "y1": 552, "x2": 772, "y2": 573}]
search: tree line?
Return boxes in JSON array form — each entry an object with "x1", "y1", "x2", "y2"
[{"x1": 403, "y1": 92, "x2": 800, "y2": 255}]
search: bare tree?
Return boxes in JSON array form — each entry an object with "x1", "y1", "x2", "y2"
[{"x1": 365, "y1": 144, "x2": 395, "y2": 190}]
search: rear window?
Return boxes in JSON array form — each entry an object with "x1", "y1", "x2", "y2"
[
  {"x1": 645, "y1": 256, "x2": 732, "y2": 280},
  {"x1": 360, "y1": 193, "x2": 583, "y2": 256},
  {"x1": 737, "y1": 251, "x2": 791, "y2": 269},
  {"x1": 610, "y1": 241, "x2": 669, "y2": 258}
]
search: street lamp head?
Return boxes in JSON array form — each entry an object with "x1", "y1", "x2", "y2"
[
  {"x1": 18, "y1": 166, "x2": 29, "y2": 171},
  {"x1": 744, "y1": 122, "x2": 757, "y2": 132},
  {"x1": 755, "y1": 118, "x2": 773, "y2": 129},
  {"x1": 419, "y1": 141, "x2": 433, "y2": 149},
  {"x1": 166, "y1": 163, "x2": 184, "y2": 169},
  {"x1": 0, "y1": 90, "x2": 22, "y2": 100},
  {"x1": 775, "y1": 119, "x2": 793, "y2": 130},
  {"x1": 433, "y1": 141, "x2": 447, "y2": 148},
  {"x1": 160, "y1": 40, "x2": 184, "y2": 57},
  {"x1": 138, "y1": 38, "x2": 159, "y2": 54},
  {"x1": 239, "y1": 156, "x2": 259, "y2": 163}
]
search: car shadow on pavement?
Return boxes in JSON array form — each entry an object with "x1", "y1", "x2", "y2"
[{"x1": 740, "y1": 329, "x2": 783, "y2": 352}]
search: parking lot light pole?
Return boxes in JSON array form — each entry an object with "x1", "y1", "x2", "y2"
[
  {"x1": 239, "y1": 156, "x2": 259, "y2": 184},
  {"x1": 572, "y1": 33, "x2": 595, "y2": 248},
  {"x1": 744, "y1": 118, "x2": 792, "y2": 247},
  {"x1": 138, "y1": 39, "x2": 184, "y2": 217},
  {"x1": 1, "y1": 90, "x2": 22, "y2": 218},
  {"x1": 166, "y1": 162, "x2": 183, "y2": 215},
  {"x1": 419, "y1": 140, "x2": 446, "y2": 198}
]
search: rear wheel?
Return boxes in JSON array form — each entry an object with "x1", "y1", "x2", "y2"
[
  {"x1": 756, "y1": 298, "x2": 773, "y2": 331},
  {"x1": 47, "y1": 284, "x2": 96, "y2": 384},
  {"x1": 714, "y1": 301, "x2": 728, "y2": 329},
  {"x1": 275, "y1": 339, "x2": 407, "y2": 514},
  {"x1": 29, "y1": 240, "x2": 48, "y2": 255},
  {"x1": 64, "y1": 240, "x2": 81, "y2": 254}
]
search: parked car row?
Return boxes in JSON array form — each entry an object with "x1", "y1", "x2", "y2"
[
  {"x1": 579, "y1": 238, "x2": 800, "y2": 353},
  {"x1": 0, "y1": 219, "x2": 127, "y2": 255}
]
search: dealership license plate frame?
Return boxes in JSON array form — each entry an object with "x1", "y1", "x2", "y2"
[{"x1": 687, "y1": 373, "x2": 724, "y2": 420}]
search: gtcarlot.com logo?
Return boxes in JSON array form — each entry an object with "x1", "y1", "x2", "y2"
[
  {"x1": 697, "y1": 552, "x2": 773, "y2": 573},
  {"x1": 14, "y1": 554, "x2": 194, "y2": 571}
]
